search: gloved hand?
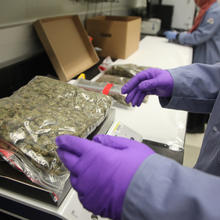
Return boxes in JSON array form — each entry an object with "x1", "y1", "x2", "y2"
[
  {"x1": 164, "y1": 31, "x2": 178, "y2": 41},
  {"x1": 121, "y1": 68, "x2": 174, "y2": 107},
  {"x1": 56, "y1": 134, "x2": 154, "y2": 220}
]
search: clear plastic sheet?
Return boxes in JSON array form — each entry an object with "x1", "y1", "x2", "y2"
[{"x1": 0, "y1": 76, "x2": 112, "y2": 196}]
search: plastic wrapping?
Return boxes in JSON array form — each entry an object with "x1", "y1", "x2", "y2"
[
  {"x1": 97, "y1": 59, "x2": 151, "y2": 104},
  {"x1": 74, "y1": 78, "x2": 129, "y2": 106},
  {"x1": 96, "y1": 74, "x2": 130, "y2": 85},
  {"x1": 104, "y1": 64, "x2": 149, "y2": 78},
  {"x1": 0, "y1": 76, "x2": 112, "y2": 197},
  {"x1": 98, "y1": 56, "x2": 149, "y2": 78}
]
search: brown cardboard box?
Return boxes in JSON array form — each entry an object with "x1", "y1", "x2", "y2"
[
  {"x1": 86, "y1": 16, "x2": 141, "y2": 59},
  {"x1": 34, "y1": 15, "x2": 99, "y2": 82}
]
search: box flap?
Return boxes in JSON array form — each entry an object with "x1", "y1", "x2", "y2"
[{"x1": 34, "y1": 15, "x2": 99, "y2": 82}]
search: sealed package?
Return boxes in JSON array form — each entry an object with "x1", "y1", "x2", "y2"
[
  {"x1": 101, "y1": 64, "x2": 150, "y2": 104},
  {"x1": 104, "y1": 64, "x2": 149, "y2": 78},
  {"x1": 96, "y1": 74, "x2": 130, "y2": 85},
  {"x1": 74, "y1": 78, "x2": 130, "y2": 106},
  {"x1": 0, "y1": 76, "x2": 112, "y2": 198}
]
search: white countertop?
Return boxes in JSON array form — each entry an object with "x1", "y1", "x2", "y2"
[{"x1": 115, "y1": 36, "x2": 193, "y2": 69}]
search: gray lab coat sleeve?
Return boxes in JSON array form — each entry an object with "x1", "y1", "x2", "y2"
[
  {"x1": 178, "y1": 3, "x2": 220, "y2": 46},
  {"x1": 122, "y1": 154, "x2": 220, "y2": 220},
  {"x1": 159, "y1": 63, "x2": 220, "y2": 113}
]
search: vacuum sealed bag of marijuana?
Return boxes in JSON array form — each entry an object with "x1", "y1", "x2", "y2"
[
  {"x1": 104, "y1": 64, "x2": 149, "y2": 78},
  {"x1": 0, "y1": 76, "x2": 112, "y2": 197},
  {"x1": 96, "y1": 74, "x2": 130, "y2": 85},
  {"x1": 101, "y1": 64, "x2": 150, "y2": 104},
  {"x1": 74, "y1": 78, "x2": 130, "y2": 106}
]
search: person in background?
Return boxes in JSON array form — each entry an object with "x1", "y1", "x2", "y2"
[
  {"x1": 164, "y1": 0, "x2": 220, "y2": 133},
  {"x1": 56, "y1": 63, "x2": 220, "y2": 220}
]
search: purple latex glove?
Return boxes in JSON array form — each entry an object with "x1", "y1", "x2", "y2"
[
  {"x1": 121, "y1": 68, "x2": 174, "y2": 107},
  {"x1": 56, "y1": 134, "x2": 154, "y2": 220},
  {"x1": 164, "y1": 31, "x2": 178, "y2": 41}
]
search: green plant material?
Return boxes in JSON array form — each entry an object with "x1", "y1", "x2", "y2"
[{"x1": 0, "y1": 76, "x2": 112, "y2": 192}]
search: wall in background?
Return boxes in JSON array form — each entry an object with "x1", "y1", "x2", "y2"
[
  {"x1": 162, "y1": 0, "x2": 195, "y2": 30},
  {"x1": 134, "y1": 0, "x2": 220, "y2": 29},
  {"x1": 0, "y1": 0, "x2": 134, "y2": 68},
  {"x1": 0, "y1": 0, "x2": 132, "y2": 27}
]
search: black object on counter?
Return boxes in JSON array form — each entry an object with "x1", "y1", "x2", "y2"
[{"x1": 142, "y1": 139, "x2": 184, "y2": 164}]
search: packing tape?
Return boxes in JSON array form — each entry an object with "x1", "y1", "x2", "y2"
[{"x1": 102, "y1": 83, "x2": 113, "y2": 95}]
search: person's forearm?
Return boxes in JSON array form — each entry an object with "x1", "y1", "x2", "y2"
[
  {"x1": 122, "y1": 154, "x2": 220, "y2": 220},
  {"x1": 159, "y1": 63, "x2": 220, "y2": 113},
  {"x1": 178, "y1": 31, "x2": 211, "y2": 46}
]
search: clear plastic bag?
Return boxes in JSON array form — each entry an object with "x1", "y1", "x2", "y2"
[
  {"x1": 96, "y1": 74, "x2": 130, "y2": 85},
  {"x1": 104, "y1": 64, "x2": 148, "y2": 78},
  {"x1": 74, "y1": 78, "x2": 130, "y2": 106},
  {"x1": 98, "y1": 61, "x2": 151, "y2": 104},
  {"x1": 98, "y1": 57, "x2": 149, "y2": 78},
  {"x1": 0, "y1": 76, "x2": 112, "y2": 198}
]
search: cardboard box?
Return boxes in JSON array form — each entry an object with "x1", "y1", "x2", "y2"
[
  {"x1": 86, "y1": 16, "x2": 141, "y2": 59},
  {"x1": 34, "y1": 15, "x2": 99, "y2": 82}
]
